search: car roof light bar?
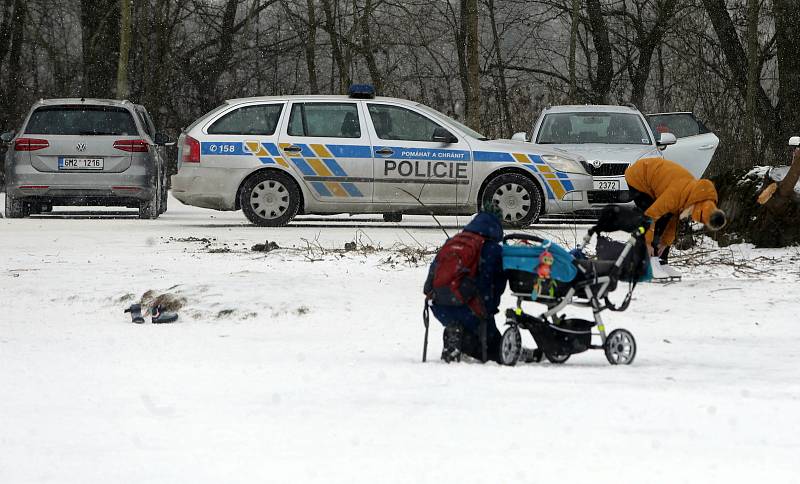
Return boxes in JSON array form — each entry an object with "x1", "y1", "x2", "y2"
[{"x1": 348, "y1": 84, "x2": 376, "y2": 99}]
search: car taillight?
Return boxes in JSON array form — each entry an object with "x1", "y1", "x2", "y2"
[
  {"x1": 113, "y1": 139, "x2": 149, "y2": 152},
  {"x1": 14, "y1": 138, "x2": 49, "y2": 151},
  {"x1": 182, "y1": 136, "x2": 200, "y2": 163}
]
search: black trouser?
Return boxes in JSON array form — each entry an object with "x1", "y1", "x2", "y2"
[
  {"x1": 628, "y1": 187, "x2": 671, "y2": 264},
  {"x1": 460, "y1": 323, "x2": 502, "y2": 362}
]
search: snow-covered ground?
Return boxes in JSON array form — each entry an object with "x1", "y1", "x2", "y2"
[{"x1": 1, "y1": 196, "x2": 799, "y2": 483}]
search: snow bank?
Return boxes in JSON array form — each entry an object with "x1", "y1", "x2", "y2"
[{"x1": 1, "y1": 197, "x2": 798, "y2": 483}]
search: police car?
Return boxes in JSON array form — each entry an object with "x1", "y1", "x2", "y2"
[{"x1": 172, "y1": 86, "x2": 592, "y2": 226}]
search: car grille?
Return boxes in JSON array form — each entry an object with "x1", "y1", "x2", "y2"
[
  {"x1": 588, "y1": 190, "x2": 632, "y2": 204},
  {"x1": 581, "y1": 162, "x2": 629, "y2": 177}
]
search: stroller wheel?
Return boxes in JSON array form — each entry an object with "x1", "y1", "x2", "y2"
[
  {"x1": 604, "y1": 329, "x2": 637, "y2": 365},
  {"x1": 545, "y1": 352, "x2": 570, "y2": 364},
  {"x1": 500, "y1": 326, "x2": 522, "y2": 366}
]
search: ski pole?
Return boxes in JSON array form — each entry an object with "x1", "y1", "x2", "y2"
[
  {"x1": 480, "y1": 317, "x2": 487, "y2": 363},
  {"x1": 422, "y1": 301, "x2": 430, "y2": 362}
]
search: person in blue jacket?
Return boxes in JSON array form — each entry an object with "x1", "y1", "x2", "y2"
[{"x1": 430, "y1": 206, "x2": 507, "y2": 363}]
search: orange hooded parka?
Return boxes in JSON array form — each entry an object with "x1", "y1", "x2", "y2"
[{"x1": 624, "y1": 157, "x2": 719, "y2": 247}]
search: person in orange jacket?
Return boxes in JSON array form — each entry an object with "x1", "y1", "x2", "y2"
[{"x1": 624, "y1": 157, "x2": 726, "y2": 263}]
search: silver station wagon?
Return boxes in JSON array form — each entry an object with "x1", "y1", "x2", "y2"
[
  {"x1": 2, "y1": 99, "x2": 170, "y2": 219},
  {"x1": 172, "y1": 86, "x2": 592, "y2": 227},
  {"x1": 516, "y1": 104, "x2": 719, "y2": 208}
]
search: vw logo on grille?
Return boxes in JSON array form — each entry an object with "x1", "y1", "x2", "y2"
[
  {"x1": 590, "y1": 159, "x2": 604, "y2": 168},
  {"x1": 76, "y1": 143, "x2": 87, "y2": 152}
]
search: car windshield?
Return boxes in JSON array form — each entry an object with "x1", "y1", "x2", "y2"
[
  {"x1": 25, "y1": 106, "x2": 139, "y2": 136},
  {"x1": 537, "y1": 112, "x2": 652, "y2": 145},
  {"x1": 414, "y1": 104, "x2": 489, "y2": 140}
]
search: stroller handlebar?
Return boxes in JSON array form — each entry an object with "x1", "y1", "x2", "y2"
[{"x1": 503, "y1": 233, "x2": 545, "y2": 244}]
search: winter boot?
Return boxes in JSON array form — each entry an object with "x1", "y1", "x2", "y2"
[
  {"x1": 151, "y1": 305, "x2": 179, "y2": 324},
  {"x1": 124, "y1": 304, "x2": 145, "y2": 324},
  {"x1": 441, "y1": 324, "x2": 463, "y2": 363}
]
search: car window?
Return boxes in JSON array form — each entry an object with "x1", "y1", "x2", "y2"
[
  {"x1": 537, "y1": 112, "x2": 652, "y2": 145},
  {"x1": 25, "y1": 106, "x2": 139, "y2": 136},
  {"x1": 647, "y1": 113, "x2": 710, "y2": 138},
  {"x1": 367, "y1": 104, "x2": 442, "y2": 141},
  {"x1": 187, "y1": 104, "x2": 228, "y2": 132},
  {"x1": 287, "y1": 103, "x2": 361, "y2": 138},
  {"x1": 135, "y1": 107, "x2": 155, "y2": 138},
  {"x1": 415, "y1": 104, "x2": 487, "y2": 140},
  {"x1": 207, "y1": 104, "x2": 283, "y2": 135}
]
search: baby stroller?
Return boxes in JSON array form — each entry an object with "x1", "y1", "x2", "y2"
[{"x1": 499, "y1": 205, "x2": 652, "y2": 366}]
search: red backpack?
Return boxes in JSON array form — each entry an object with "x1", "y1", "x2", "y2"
[{"x1": 423, "y1": 231, "x2": 487, "y2": 317}]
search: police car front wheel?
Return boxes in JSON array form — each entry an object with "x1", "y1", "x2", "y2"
[
  {"x1": 482, "y1": 173, "x2": 543, "y2": 227},
  {"x1": 239, "y1": 170, "x2": 301, "y2": 226}
]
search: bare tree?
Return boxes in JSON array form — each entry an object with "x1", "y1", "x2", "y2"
[{"x1": 116, "y1": 0, "x2": 132, "y2": 98}]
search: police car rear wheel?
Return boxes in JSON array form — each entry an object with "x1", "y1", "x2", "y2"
[
  {"x1": 240, "y1": 171, "x2": 300, "y2": 226},
  {"x1": 483, "y1": 173, "x2": 542, "y2": 227}
]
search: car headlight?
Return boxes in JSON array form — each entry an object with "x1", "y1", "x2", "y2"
[{"x1": 540, "y1": 154, "x2": 587, "y2": 175}]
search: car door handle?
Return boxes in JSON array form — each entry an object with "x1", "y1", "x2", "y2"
[
  {"x1": 283, "y1": 145, "x2": 302, "y2": 153},
  {"x1": 375, "y1": 148, "x2": 394, "y2": 156},
  {"x1": 698, "y1": 144, "x2": 716, "y2": 150}
]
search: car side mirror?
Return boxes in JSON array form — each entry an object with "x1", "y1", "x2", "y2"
[
  {"x1": 511, "y1": 132, "x2": 528, "y2": 142},
  {"x1": 154, "y1": 133, "x2": 172, "y2": 145},
  {"x1": 432, "y1": 127, "x2": 458, "y2": 144},
  {"x1": 656, "y1": 132, "x2": 677, "y2": 148},
  {"x1": 789, "y1": 136, "x2": 800, "y2": 147},
  {"x1": 0, "y1": 131, "x2": 14, "y2": 143}
]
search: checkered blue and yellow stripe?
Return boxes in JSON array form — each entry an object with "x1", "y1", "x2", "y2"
[
  {"x1": 473, "y1": 151, "x2": 575, "y2": 200},
  {"x1": 199, "y1": 141, "x2": 578, "y2": 201},
  {"x1": 278, "y1": 143, "x2": 365, "y2": 198},
  {"x1": 200, "y1": 141, "x2": 366, "y2": 198}
]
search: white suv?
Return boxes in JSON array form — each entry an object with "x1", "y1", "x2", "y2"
[
  {"x1": 172, "y1": 87, "x2": 592, "y2": 226},
  {"x1": 515, "y1": 105, "x2": 719, "y2": 207}
]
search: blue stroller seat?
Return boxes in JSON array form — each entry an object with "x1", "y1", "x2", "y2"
[{"x1": 502, "y1": 235, "x2": 577, "y2": 299}]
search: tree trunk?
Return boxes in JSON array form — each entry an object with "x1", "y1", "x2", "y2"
[
  {"x1": 0, "y1": 0, "x2": 14, "y2": 69},
  {"x1": 116, "y1": 0, "x2": 132, "y2": 99},
  {"x1": 465, "y1": 0, "x2": 480, "y2": 129},
  {"x1": 773, "y1": 0, "x2": 800, "y2": 158},
  {"x1": 745, "y1": 0, "x2": 759, "y2": 165},
  {"x1": 487, "y1": 0, "x2": 511, "y2": 136},
  {"x1": 585, "y1": 0, "x2": 612, "y2": 103},
  {"x1": 359, "y1": 0, "x2": 382, "y2": 93},
  {"x1": 81, "y1": 0, "x2": 121, "y2": 98},
  {"x1": 629, "y1": 0, "x2": 677, "y2": 108},
  {"x1": 320, "y1": 0, "x2": 350, "y2": 92},
  {"x1": 304, "y1": 0, "x2": 319, "y2": 93},
  {"x1": 567, "y1": 0, "x2": 580, "y2": 102},
  {"x1": 1, "y1": 0, "x2": 24, "y2": 127},
  {"x1": 716, "y1": 151, "x2": 800, "y2": 248},
  {"x1": 454, "y1": 0, "x2": 469, "y2": 121},
  {"x1": 147, "y1": 0, "x2": 171, "y2": 125},
  {"x1": 701, "y1": 0, "x2": 780, "y2": 161}
]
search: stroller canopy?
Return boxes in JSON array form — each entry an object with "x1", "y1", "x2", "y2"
[{"x1": 502, "y1": 237, "x2": 577, "y2": 282}]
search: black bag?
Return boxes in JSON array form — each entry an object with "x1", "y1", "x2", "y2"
[
  {"x1": 592, "y1": 205, "x2": 649, "y2": 234},
  {"x1": 524, "y1": 315, "x2": 593, "y2": 356},
  {"x1": 595, "y1": 236, "x2": 648, "y2": 282}
]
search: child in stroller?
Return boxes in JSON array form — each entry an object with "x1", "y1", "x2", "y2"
[{"x1": 499, "y1": 205, "x2": 652, "y2": 366}]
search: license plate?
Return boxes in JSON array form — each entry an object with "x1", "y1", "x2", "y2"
[
  {"x1": 59, "y1": 158, "x2": 104, "y2": 170},
  {"x1": 593, "y1": 180, "x2": 620, "y2": 191}
]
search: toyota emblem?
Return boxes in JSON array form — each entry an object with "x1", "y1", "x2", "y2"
[
  {"x1": 591, "y1": 159, "x2": 604, "y2": 168},
  {"x1": 76, "y1": 143, "x2": 87, "y2": 152}
]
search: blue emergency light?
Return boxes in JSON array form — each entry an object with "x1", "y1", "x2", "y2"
[{"x1": 348, "y1": 84, "x2": 376, "y2": 99}]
